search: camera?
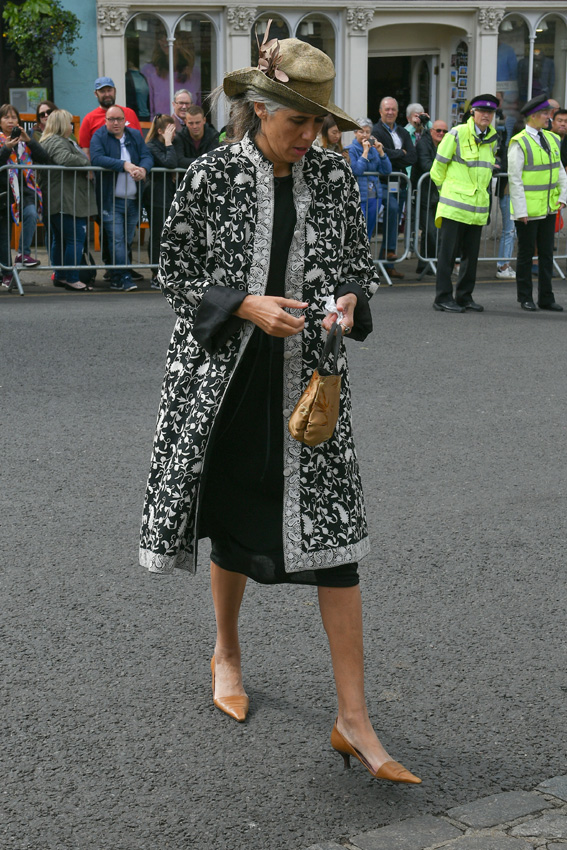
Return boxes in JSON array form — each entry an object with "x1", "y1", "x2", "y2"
[
  {"x1": 418, "y1": 113, "x2": 429, "y2": 126},
  {"x1": 10, "y1": 126, "x2": 21, "y2": 139},
  {"x1": 368, "y1": 135, "x2": 377, "y2": 144}
]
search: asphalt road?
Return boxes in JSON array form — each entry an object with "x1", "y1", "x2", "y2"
[{"x1": 2, "y1": 281, "x2": 566, "y2": 850}]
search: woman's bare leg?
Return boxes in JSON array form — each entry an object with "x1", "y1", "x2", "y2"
[
  {"x1": 210, "y1": 560, "x2": 248, "y2": 698},
  {"x1": 318, "y1": 584, "x2": 391, "y2": 772}
]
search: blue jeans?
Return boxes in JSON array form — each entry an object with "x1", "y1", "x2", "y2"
[
  {"x1": 361, "y1": 196, "x2": 378, "y2": 241},
  {"x1": 497, "y1": 194, "x2": 515, "y2": 268},
  {"x1": 379, "y1": 189, "x2": 399, "y2": 266},
  {"x1": 19, "y1": 202, "x2": 38, "y2": 257},
  {"x1": 101, "y1": 197, "x2": 139, "y2": 284},
  {"x1": 50, "y1": 213, "x2": 87, "y2": 284}
]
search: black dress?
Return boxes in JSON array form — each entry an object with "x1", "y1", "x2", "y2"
[{"x1": 199, "y1": 175, "x2": 358, "y2": 587}]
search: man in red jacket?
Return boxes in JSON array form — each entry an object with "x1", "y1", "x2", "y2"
[{"x1": 79, "y1": 77, "x2": 141, "y2": 156}]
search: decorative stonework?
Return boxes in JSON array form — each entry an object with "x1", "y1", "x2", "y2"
[
  {"x1": 226, "y1": 6, "x2": 258, "y2": 33},
  {"x1": 346, "y1": 7, "x2": 375, "y2": 35},
  {"x1": 97, "y1": 3, "x2": 129, "y2": 35},
  {"x1": 478, "y1": 8, "x2": 506, "y2": 33}
]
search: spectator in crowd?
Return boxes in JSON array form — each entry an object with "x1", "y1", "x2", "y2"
[
  {"x1": 79, "y1": 78, "x2": 142, "y2": 156},
  {"x1": 371, "y1": 97, "x2": 416, "y2": 280},
  {"x1": 173, "y1": 105, "x2": 219, "y2": 168},
  {"x1": 90, "y1": 105, "x2": 153, "y2": 292},
  {"x1": 411, "y1": 120, "x2": 448, "y2": 275},
  {"x1": 430, "y1": 93, "x2": 499, "y2": 312},
  {"x1": 142, "y1": 113, "x2": 178, "y2": 289},
  {"x1": 0, "y1": 104, "x2": 50, "y2": 274},
  {"x1": 171, "y1": 89, "x2": 193, "y2": 133},
  {"x1": 347, "y1": 118, "x2": 392, "y2": 241},
  {"x1": 494, "y1": 126, "x2": 516, "y2": 279},
  {"x1": 142, "y1": 31, "x2": 201, "y2": 116},
  {"x1": 508, "y1": 94, "x2": 567, "y2": 311},
  {"x1": 314, "y1": 114, "x2": 348, "y2": 159},
  {"x1": 551, "y1": 108, "x2": 567, "y2": 167},
  {"x1": 39, "y1": 109, "x2": 97, "y2": 291},
  {"x1": 404, "y1": 103, "x2": 432, "y2": 147},
  {"x1": 547, "y1": 98, "x2": 561, "y2": 130},
  {"x1": 31, "y1": 100, "x2": 58, "y2": 143}
]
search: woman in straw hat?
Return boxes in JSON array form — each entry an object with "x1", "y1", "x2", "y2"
[{"x1": 140, "y1": 26, "x2": 421, "y2": 785}]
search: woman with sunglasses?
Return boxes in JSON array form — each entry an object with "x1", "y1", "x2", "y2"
[
  {"x1": 31, "y1": 101, "x2": 58, "y2": 143},
  {"x1": 39, "y1": 109, "x2": 97, "y2": 291}
]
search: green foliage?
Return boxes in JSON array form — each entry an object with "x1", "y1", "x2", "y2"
[{"x1": 2, "y1": 0, "x2": 81, "y2": 86}]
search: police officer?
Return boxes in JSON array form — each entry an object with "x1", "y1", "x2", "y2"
[
  {"x1": 508, "y1": 94, "x2": 567, "y2": 311},
  {"x1": 430, "y1": 94, "x2": 499, "y2": 312}
]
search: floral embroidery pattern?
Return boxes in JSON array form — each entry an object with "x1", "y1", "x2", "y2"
[{"x1": 139, "y1": 135, "x2": 379, "y2": 575}]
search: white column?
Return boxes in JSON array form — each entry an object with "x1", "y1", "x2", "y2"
[
  {"x1": 226, "y1": 6, "x2": 257, "y2": 72},
  {"x1": 344, "y1": 6, "x2": 375, "y2": 126},
  {"x1": 476, "y1": 7, "x2": 506, "y2": 94},
  {"x1": 96, "y1": 3, "x2": 129, "y2": 104}
]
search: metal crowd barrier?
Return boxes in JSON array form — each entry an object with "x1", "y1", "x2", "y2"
[
  {"x1": 4, "y1": 163, "x2": 567, "y2": 296},
  {"x1": 0, "y1": 164, "x2": 186, "y2": 295},
  {"x1": 413, "y1": 171, "x2": 567, "y2": 281},
  {"x1": 360, "y1": 171, "x2": 412, "y2": 286}
]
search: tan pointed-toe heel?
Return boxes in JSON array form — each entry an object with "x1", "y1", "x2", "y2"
[
  {"x1": 211, "y1": 656, "x2": 249, "y2": 722},
  {"x1": 330, "y1": 720, "x2": 421, "y2": 784}
]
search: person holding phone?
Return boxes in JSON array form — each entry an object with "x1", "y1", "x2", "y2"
[
  {"x1": 0, "y1": 103, "x2": 50, "y2": 284},
  {"x1": 347, "y1": 119, "x2": 392, "y2": 240}
]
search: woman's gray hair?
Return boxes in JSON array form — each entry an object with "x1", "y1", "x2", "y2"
[
  {"x1": 209, "y1": 85, "x2": 287, "y2": 142},
  {"x1": 406, "y1": 102, "x2": 424, "y2": 119},
  {"x1": 355, "y1": 117, "x2": 372, "y2": 129}
]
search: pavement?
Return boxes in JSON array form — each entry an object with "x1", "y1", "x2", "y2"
[
  {"x1": 2, "y1": 260, "x2": 567, "y2": 850},
  {"x1": 306, "y1": 777, "x2": 567, "y2": 849}
]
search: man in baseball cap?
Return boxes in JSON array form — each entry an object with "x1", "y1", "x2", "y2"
[{"x1": 79, "y1": 77, "x2": 142, "y2": 154}]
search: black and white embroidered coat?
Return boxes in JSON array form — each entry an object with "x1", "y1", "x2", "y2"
[{"x1": 139, "y1": 134, "x2": 379, "y2": 575}]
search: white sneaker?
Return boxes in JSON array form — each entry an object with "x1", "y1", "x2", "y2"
[{"x1": 497, "y1": 266, "x2": 516, "y2": 279}]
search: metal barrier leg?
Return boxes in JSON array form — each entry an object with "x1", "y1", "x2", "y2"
[
  {"x1": 376, "y1": 260, "x2": 393, "y2": 286},
  {"x1": 416, "y1": 260, "x2": 436, "y2": 282},
  {"x1": 6, "y1": 267, "x2": 25, "y2": 295},
  {"x1": 553, "y1": 258, "x2": 565, "y2": 280}
]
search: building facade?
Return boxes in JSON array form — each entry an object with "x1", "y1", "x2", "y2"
[{"x1": 86, "y1": 1, "x2": 567, "y2": 131}]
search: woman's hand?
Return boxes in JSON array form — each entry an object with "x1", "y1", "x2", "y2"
[
  {"x1": 235, "y1": 295, "x2": 308, "y2": 337},
  {"x1": 361, "y1": 138, "x2": 371, "y2": 159},
  {"x1": 322, "y1": 293, "x2": 357, "y2": 334},
  {"x1": 163, "y1": 124, "x2": 175, "y2": 146},
  {"x1": 4, "y1": 135, "x2": 20, "y2": 150},
  {"x1": 374, "y1": 140, "x2": 385, "y2": 156},
  {"x1": 17, "y1": 126, "x2": 30, "y2": 144}
]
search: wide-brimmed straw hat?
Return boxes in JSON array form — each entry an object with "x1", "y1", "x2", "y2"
[{"x1": 223, "y1": 26, "x2": 359, "y2": 131}]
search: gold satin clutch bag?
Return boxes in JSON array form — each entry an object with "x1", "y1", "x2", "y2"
[{"x1": 288, "y1": 324, "x2": 343, "y2": 447}]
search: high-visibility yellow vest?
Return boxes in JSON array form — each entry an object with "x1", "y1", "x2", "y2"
[
  {"x1": 509, "y1": 129, "x2": 561, "y2": 217},
  {"x1": 431, "y1": 116, "x2": 497, "y2": 227}
]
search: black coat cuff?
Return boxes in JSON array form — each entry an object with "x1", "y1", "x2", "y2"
[
  {"x1": 334, "y1": 281, "x2": 373, "y2": 341},
  {"x1": 192, "y1": 286, "x2": 247, "y2": 355}
]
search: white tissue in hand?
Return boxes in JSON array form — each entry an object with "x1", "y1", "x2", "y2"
[{"x1": 323, "y1": 295, "x2": 345, "y2": 324}]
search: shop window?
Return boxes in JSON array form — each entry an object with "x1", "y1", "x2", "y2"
[
  {"x1": 295, "y1": 15, "x2": 335, "y2": 65},
  {"x1": 125, "y1": 13, "x2": 216, "y2": 120},
  {"x1": 251, "y1": 15, "x2": 290, "y2": 66},
  {"x1": 125, "y1": 14, "x2": 164, "y2": 121},
  {"x1": 532, "y1": 15, "x2": 566, "y2": 107},
  {"x1": 497, "y1": 15, "x2": 528, "y2": 136},
  {"x1": 173, "y1": 16, "x2": 216, "y2": 107}
]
